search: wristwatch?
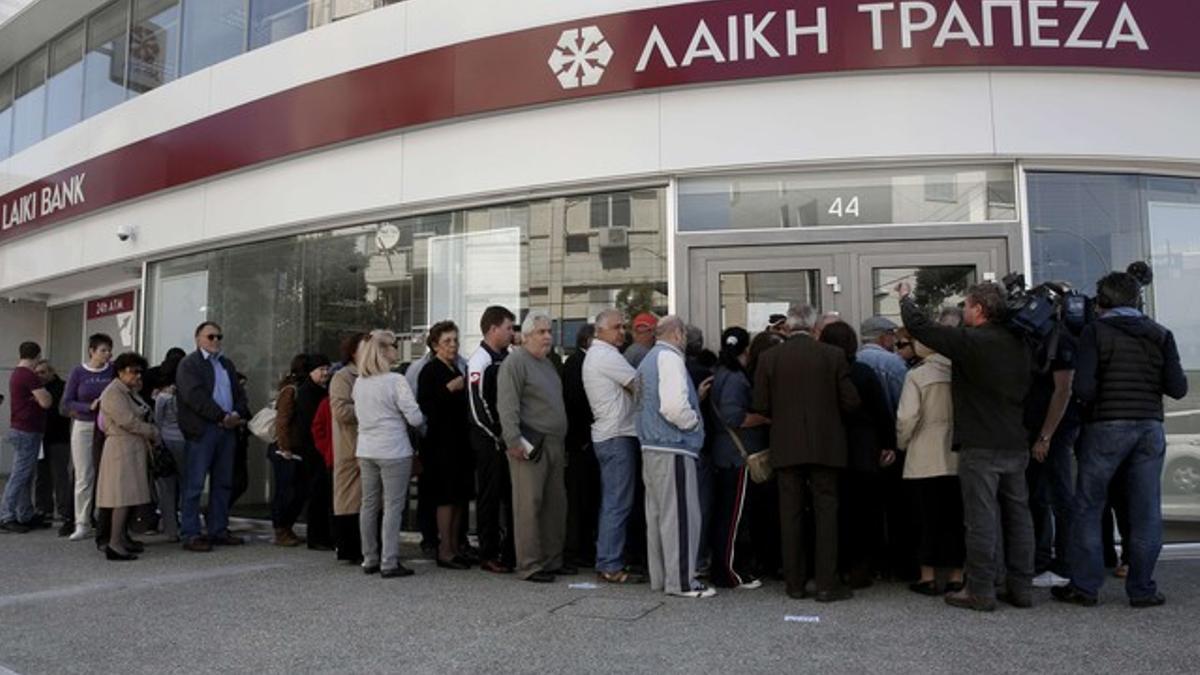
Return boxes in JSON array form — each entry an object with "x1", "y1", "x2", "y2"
[{"x1": 1038, "y1": 435, "x2": 1051, "y2": 444}]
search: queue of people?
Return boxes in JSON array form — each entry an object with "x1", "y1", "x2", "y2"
[{"x1": 1, "y1": 269, "x2": 1186, "y2": 611}]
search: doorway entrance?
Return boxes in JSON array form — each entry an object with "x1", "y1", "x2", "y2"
[{"x1": 688, "y1": 238, "x2": 1009, "y2": 341}]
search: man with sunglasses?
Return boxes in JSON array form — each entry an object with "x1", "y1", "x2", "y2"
[{"x1": 176, "y1": 321, "x2": 251, "y2": 552}]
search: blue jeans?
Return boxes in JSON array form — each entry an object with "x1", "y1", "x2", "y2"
[
  {"x1": 593, "y1": 436, "x2": 639, "y2": 573},
  {"x1": 1068, "y1": 420, "x2": 1165, "y2": 600},
  {"x1": 181, "y1": 424, "x2": 236, "y2": 540},
  {"x1": 1, "y1": 429, "x2": 42, "y2": 523}
]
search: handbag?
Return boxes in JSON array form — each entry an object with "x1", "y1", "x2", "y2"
[
  {"x1": 709, "y1": 388, "x2": 773, "y2": 484},
  {"x1": 249, "y1": 385, "x2": 293, "y2": 444},
  {"x1": 149, "y1": 441, "x2": 177, "y2": 478}
]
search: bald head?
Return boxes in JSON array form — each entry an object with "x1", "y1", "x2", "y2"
[{"x1": 656, "y1": 315, "x2": 687, "y2": 350}]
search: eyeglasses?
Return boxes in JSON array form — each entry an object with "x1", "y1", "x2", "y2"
[
  {"x1": 896, "y1": 341, "x2": 912, "y2": 349},
  {"x1": 205, "y1": 334, "x2": 223, "y2": 341}
]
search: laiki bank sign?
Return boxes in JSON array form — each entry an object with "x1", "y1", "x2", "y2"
[{"x1": 0, "y1": 0, "x2": 1193, "y2": 244}]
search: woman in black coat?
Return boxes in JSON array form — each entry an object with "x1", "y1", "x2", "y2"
[
  {"x1": 417, "y1": 320, "x2": 475, "y2": 569},
  {"x1": 819, "y1": 321, "x2": 897, "y2": 588}
]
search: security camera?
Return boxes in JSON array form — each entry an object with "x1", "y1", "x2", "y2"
[{"x1": 116, "y1": 225, "x2": 136, "y2": 242}]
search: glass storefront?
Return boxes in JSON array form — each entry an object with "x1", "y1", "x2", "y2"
[
  {"x1": 144, "y1": 188, "x2": 667, "y2": 505},
  {"x1": 1030, "y1": 172, "x2": 1200, "y2": 535}
]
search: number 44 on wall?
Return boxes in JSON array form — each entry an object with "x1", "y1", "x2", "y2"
[{"x1": 828, "y1": 196, "x2": 860, "y2": 218}]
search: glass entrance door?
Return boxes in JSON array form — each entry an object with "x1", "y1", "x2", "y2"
[{"x1": 688, "y1": 238, "x2": 1009, "y2": 344}]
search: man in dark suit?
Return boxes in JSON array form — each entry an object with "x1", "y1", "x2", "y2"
[
  {"x1": 753, "y1": 304, "x2": 860, "y2": 602},
  {"x1": 176, "y1": 321, "x2": 251, "y2": 552}
]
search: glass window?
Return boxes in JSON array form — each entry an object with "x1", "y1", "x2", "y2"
[
  {"x1": 249, "y1": 0, "x2": 309, "y2": 50},
  {"x1": 678, "y1": 165, "x2": 1017, "y2": 231},
  {"x1": 1028, "y1": 171, "x2": 1200, "y2": 539},
  {"x1": 719, "y1": 270, "x2": 818, "y2": 332},
  {"x1": 0, "y1": 70, "x2": 13, "y2": 159},
  {"x1": 83, "y1": 0, "x2": 131, "y2": 118},
  {"x1": 145, "y1": 190, "x2": 668, "y2": 507},
  {"x1": 1028, "y1": 172, "x2": 1145, "y2": 291},
  {"x1": 128, "y1": 0, "x2": 182, "y2": 96},
  {"x1": 48, "y1": 303, "x2": 85, "y2": 375},
  {"x1": 182, "y1": 0, "x2": 247, "y2": 75},
  {"x1": 45, "y1": 25, "x2": 86, "y2": 136},
  {"x1": 871, "y1": 265, "x2": 976, "y2": 325},
  {"x1": 11, "y1": 49, "x2": 48, "y2": 154}
]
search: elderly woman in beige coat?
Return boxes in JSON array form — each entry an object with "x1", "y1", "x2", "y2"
[
  {"x1": 97, "y1": 353, "x2": 160, "y2": 561},
  {"x1": 896, "y1": 339, "x2": 965, "y2": 595},
  {"x1": 330, "y1": 332, "x2": 367, "y2": 563}
]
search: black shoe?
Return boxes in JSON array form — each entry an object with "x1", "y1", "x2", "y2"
[
  {"x1": 815, "y1": 586, "x2": 853, "y2": 603},
  {"x1": 945, "y1": 589, "x2": 997, "y2": 612},
  {"x1": 363, "y1": 564, "x2": 380, "y2": 575},
  {"x1": 525, "y1": 571, "x2": 556, "y2": 583},
  {"x1": 786, "y1": 588, "x2": 812, "y2": 600},
  {"x1": 381, "y1": 564, "x2": 415, "y2": 578},
  {"x1": 437, "y1": 557, "x2": 470, "y2": 570},
  {"x1": 548, "y1": 565, "x2": 579, "y2": 576},
  {"x1": 126, "y1": 540, "x2": 146, "y2": 554},
  {"x1": 307, "y1": 543, "x2": 335, "y2": 552},
  {"x1": 944, "y1": 581, "x2": 965, "y2": 594},
  {"x1": 25, "y1": 514, "x2": 52, "y2": 529},
  {"x1": 104, "y1": 546, "x2": 138, "y2": 561},
  {"x1": 58, "y1": 521, "x2": 74, "y2": 537},
  {"x1": 909, "y1": 580, "x2": 941, "y2": 597},
  {"x1": 1130, "y1": 593, "x2": 1166, "y2": 608},
  {"x1": 459, "y1": 545, "x2": 481, "y2": 564},
  {"x1": 1051, "y1": 585, "x2": 1098, "y2": 607},
  {"x1": 0, "y1": 520, "x2": 31, "y2": 534},
  {"x1": 998, "y1": 590, "x2": 1033, "y2": 608}
]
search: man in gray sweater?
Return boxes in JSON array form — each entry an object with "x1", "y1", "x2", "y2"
[{"x1": 497, "y1": 311, "x2": 570, "y2": 583}]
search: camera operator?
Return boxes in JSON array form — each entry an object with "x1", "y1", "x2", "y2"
[
  {"x1": 1053, "y1": 271, "x2": 1187, "y2": 609},
  {"x1": 1024, "y1": 318, "x2": 1081, "y2": 588},
  {"x1": 896, "y1": 281, "x2": 1034, "y2": 612}
]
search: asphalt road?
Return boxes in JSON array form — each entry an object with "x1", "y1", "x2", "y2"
[{"x1": 1, "y1": 523, "x2": 1197, "y2": 674}]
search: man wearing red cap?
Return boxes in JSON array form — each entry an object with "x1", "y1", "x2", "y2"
[{"x1": 624, "y1": 313, "x2": 658, "y2": 368}]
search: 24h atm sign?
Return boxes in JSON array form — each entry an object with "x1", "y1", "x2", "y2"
[{"x1": 1, "y1": 0, "x2": 1197, "y2": 244}]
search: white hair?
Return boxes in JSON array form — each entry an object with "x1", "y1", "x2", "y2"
[
  {"x1": 787, "y1": 304, "x2": 817, "y2": 332},
  {"x1": 594, "y1": 308, "x2": 623, "y2": 330},
  {"x1": 522, "y1": 311, "x2": 553, "y2": 336},
  {"x1": 656, "y1": 315, "x2": 686, "y2": 340}
]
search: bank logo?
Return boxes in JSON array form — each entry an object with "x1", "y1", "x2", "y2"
[{"x1": 548, "y1": 26, "x2": 613, "y2": 89}]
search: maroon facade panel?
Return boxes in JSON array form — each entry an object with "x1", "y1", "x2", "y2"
[{"x1": 1, "y1": 0, "x2": 1197, "y2": 243}]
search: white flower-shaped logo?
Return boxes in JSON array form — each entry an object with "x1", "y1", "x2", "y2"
[{"x1": 548, "y1": 26, "x2": 614, "y2": 90}]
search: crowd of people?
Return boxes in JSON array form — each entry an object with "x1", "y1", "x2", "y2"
[{"x1": 0, "y1": 267, "x2": 1186, "y2": 610}]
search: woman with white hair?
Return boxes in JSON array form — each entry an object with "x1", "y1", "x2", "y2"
[{"x1": 352, "y1": 330, "x2": 425, "y2": 578}]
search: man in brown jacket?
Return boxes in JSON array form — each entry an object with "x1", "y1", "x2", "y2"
[{"x1": 753, "y1": 304, "x2": 860, "y2": 602}]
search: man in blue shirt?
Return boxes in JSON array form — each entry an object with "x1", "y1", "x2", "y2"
[
  {"x1": 856, "y1": 316, "x2": 908, "y2": 414},
  {"x1": 176, "y1": 321, "x2": 251, "y2": 552}
]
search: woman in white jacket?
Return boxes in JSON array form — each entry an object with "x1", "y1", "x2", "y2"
[
  {"x1": 352, "y1": 330, "x2": 425, "y2": 579},
  {"x1": 896, "y1": 338, "x2": 965, "y2": 596}
]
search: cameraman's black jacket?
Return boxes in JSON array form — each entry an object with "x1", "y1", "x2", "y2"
[
  {"x1": 1074, "y1": 312, "x2": 1187, "y2": 421},
  {"x1": 901, "y1": 297, "x2": 1031, "y2": 452}
]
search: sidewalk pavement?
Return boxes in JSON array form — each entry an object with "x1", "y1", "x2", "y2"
[{"x1": 1, "y1": 523, "x2": 1197, "y2": 674}]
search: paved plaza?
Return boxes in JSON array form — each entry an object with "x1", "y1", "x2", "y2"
[{"x1": 1, "y1": 522, "x2": 1197, "y2": 674}]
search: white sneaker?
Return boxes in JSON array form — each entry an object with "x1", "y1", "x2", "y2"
[
  {"x1": 669, "y1": 584, "x2": 717, "y2": 599},
  {"x1": 68, "y1": 524, "x2": 93, "y2": 541},
  {"x1": 737, "y1": 579, "x2": 764, "y2": 590},
  {"x1": 1033, "y1": 571, "x2": 1071, "y2": 588}
]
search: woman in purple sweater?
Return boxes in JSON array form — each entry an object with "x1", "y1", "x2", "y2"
[{"x1": 62, "y1": 333, "x2": 115, "y2": 541}]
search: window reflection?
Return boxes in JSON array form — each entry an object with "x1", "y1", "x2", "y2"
[
  {"x1": 0, "y1": 69, "x2": 15, "y2": 159},
  {"x1": 250, "y1": 0, "x2": 311, "y2": 50},
  {"x1": 45, "y1": 26, "x2": 85, "y2": 136},
  {"x1": 872, "y1": 265, "x2": 975, "y2": 325},
  {"x1": 83, "y1": 0, "x2": 131, "y2": 118},
  {"x1": 12, "y1": 49, "x2": 47, "y2": 154},
  {"x1": 182, "y1": 0, "x2": 248, "y2": 76},
  {"x1": 720, "y1": 270, "x2": 818, "y2": 333},
  {"x1": 129, "y1": 0, "x2": 182, "y2": 96}
]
